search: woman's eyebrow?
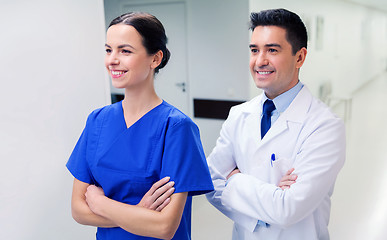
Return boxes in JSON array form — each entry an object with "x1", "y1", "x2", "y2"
[
  {"x1": 105, "y1": 43, "x2": 136, "y2": 50},
  {"x1": 117, "y1": 44, "x2": 135, "y2": 49}
]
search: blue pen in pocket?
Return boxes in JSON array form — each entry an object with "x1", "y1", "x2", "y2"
[{"x1": 271, "y1": 153, "x2": 276, "y2": 167}]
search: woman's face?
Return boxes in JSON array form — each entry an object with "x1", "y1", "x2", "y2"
[{"x1": 105, "y1": 24, "x2": 157, "y2": 90}]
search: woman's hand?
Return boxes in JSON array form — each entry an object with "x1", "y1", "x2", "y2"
[
  {"x1": 278, "y1": 168, "x2": 298, "y2": 190},
  {"x1": 138, "y1": 176, "x2": 175, "y2": 212},
  {"x1": 85, "y1": 185, "x2": 106, "y2": 215}
]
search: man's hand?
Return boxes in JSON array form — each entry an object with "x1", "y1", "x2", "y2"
[
  {"x1": 278, "y1": 168, "x2": 298, "y2": 190},
  {"x1": 137, "y1": 176, "x2": 175, "y2": 211},
  {"x1": 227, "y1": 167, "x2": 241, "y2": 180}
]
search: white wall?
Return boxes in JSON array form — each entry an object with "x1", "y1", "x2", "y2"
[{"x1": 0, "y1": 1, "x2": 108, "y2": 239}]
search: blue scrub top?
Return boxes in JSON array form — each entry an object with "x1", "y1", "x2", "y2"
[{"x1": 67, "y1": 100, "x2": 214, "y2": 239}]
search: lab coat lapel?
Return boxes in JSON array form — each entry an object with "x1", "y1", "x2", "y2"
[
  {"x1": 260, "y1": 117, "x2": 288, "y2": 145},
  {"x1": 258, "y1": 87, "x2": 312, "y2": 148},
  {"x1": 237, "y1": 96, "x2": 263, "y2": 156}
]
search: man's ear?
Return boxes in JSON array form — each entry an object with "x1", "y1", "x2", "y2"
[
  {"x1": 295, "y1": 47, "x2": 307, "y2": 69},
  {"x1": 151, "y1": 50, "x2": 163, "y2": 69}
]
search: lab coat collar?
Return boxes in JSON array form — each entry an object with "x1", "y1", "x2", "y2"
[
  {"x1": 241, "y1": 86, "x2": 313, "y2": 146},
  {"x1": 241, "y1": 86, "x2": 311, "y2": 118},
  {"x1": 278, "y1": 86, "x2": 312, "y2": 123}
]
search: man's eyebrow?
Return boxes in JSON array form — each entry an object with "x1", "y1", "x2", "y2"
[
  {"x1": 265, "y1": 43, "x2": 282, "y2": 48},
  {"x1": 249, "y1": 43, "x2": 282, "y2": 48}
]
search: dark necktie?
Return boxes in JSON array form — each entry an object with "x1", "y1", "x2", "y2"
[{"x1": 261, "y1": 99, "x2": 276, "y2": 139}]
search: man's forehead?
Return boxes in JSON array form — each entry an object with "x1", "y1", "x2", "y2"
[{"x1": 250, "y1": 26, "x2": 288, "y2": 45}]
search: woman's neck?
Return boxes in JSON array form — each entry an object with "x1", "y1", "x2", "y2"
[{"x1": 121, "y1": 85, "x2": 162, "y2": 128}]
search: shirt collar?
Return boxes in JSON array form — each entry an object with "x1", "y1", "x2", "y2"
[{"x1": 261, "y1": 81, "x2": 304, "y2": 114}]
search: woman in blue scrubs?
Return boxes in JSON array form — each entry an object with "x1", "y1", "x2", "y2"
[{"x1": 67, "y1": 12, "x2": 214, "y2": 239}]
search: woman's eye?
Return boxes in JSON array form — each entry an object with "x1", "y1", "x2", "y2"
[
  {"x1": 122, "y1": 49, "x2": 132, "y2": 54},
  {"x1": 105, "y1": 48, "x2": 112, "y2": 54}
]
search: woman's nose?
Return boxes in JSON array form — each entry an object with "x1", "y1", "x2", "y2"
[{"x1": 106, "y1": 53, "x2": 119, "y2": 66}]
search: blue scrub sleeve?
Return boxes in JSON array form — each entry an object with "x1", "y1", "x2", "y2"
[
  {"x1": 161, "y1": 118, "x2": 214, "y2": 196},
  {"x1": 66, "y1": 115, "x2": 95, "y2": 184}
]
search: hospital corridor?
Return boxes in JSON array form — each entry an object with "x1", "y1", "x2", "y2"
[
  {"x1": 328, "y1": 72, "x2": 387, "y2": 240},
  {"x1": 1, "y1": 0, "x2": 387, "y2": 239}
]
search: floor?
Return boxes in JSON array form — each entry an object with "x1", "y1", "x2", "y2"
[{"x1": 191, "y1": 71, "x2": 387, "y2": 240}]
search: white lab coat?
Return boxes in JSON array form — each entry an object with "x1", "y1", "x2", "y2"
[{"x1": 206, "y1": 86, "x2": 345, "y2": 240}]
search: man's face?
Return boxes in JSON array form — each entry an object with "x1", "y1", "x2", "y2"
[{"x1": 249, "y1": 26, "x2": 307, "y2": 99}]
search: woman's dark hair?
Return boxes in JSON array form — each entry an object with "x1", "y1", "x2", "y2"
[
  {"x1": 250, "y1": 8, "x2": 307, "y2": 55},
  {"x1": 109, "y1": 12, "x2": 170, "y2": 74}
]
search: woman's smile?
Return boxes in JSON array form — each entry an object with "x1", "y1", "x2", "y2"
[{"x1": 110, "y1": 70, "x2": 127, "y2": 78}]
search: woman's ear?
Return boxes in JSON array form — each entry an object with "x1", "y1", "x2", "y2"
[
  {"x1": 150, "y1": 50, "x2": 163, "y2": 69},
  {"x1": 295, "y1": 47, "x2": 307, "y2": 69}
]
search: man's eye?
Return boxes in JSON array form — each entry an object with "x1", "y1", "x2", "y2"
[
  {"x1": 251, "y1": 49, "x2": 258, "y2": 53},
  {"x1": 269, "y1": 49, "x2": 278, "y2": 53}
]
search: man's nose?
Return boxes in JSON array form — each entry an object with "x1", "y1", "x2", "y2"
[{"x1": 256, "y1": 52, "x2": 269, "y2": 67}]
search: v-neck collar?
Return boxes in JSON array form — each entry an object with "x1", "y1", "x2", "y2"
[{"x1": 120, "y1": 100, "x2": 165, "y2": 130}]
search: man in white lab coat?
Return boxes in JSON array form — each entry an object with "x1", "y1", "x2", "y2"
[{"x1": 206, "y1": 8, "x2": 345, "y2": 240}]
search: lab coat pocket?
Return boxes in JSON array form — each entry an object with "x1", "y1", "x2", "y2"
[{"x1": 270, "y1": 157, "x2": 292, "y2": 186}]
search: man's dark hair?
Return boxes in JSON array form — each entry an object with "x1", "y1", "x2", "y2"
[{"x1": 250, "y1": 8, "x2": 308, "y2": 55}]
